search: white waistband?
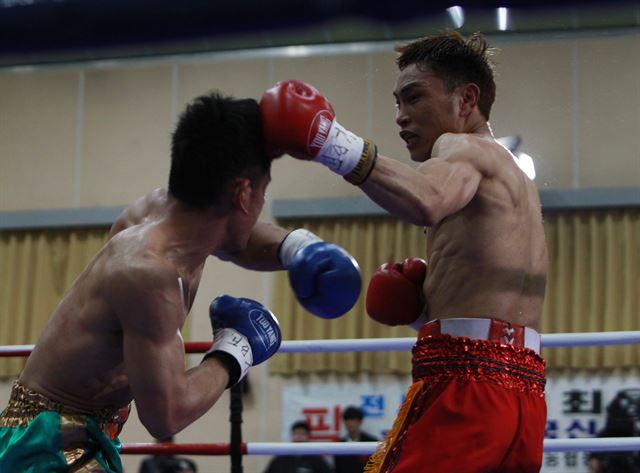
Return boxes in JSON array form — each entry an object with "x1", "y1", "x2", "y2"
[{"x1": 427, "y1": 318, "x2": 541, "y2": 354}]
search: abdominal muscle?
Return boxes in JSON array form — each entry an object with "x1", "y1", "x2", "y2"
[{"x1": 423, "y1": 186, "x2": 547, "y2": 331}]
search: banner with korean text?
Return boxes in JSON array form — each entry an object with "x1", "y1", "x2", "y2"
[{"x1": 281, "y1": 370, "x2": 640, "y2": 473}]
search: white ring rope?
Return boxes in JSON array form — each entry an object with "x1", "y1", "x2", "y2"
[
  {"x1": 2, "y1": 331, "x2": 640, "y2": 356},
  {"x1": 279, "y1": 331, "x2": 640, "y2": 352},
  {"x1": 244, "y1": 438, "x2": 640, "y2": 455}
]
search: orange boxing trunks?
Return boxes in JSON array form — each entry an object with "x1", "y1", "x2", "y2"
[{"x1": 366, "y1": 318, "x2": 547, "y2": 473}]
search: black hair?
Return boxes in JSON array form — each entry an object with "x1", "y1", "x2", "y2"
[
  {"x1": 169, "y1": 92, "x2": 271, "y2": 208},
  {"x1": 396, "y1": 31, "x2": 497, "y2": 120},
  {"x1": 291, "y1": 420, "x2": 311, "y2": 433},
  {"x1": 342, "y1": 406, "x2": 364, "y2": 421}
]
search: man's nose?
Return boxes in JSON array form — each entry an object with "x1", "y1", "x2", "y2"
[{"x1": 395, "y1": 107, "x2": 409, "y2": 127}]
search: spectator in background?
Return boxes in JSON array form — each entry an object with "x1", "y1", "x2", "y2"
[
  {"x1": 138, "y1": 437, "x2": 197, "y2": 473},
  {"x1": 263, "y1": 421, "x2": 334, "y2": 473},
  {"x1": 588, "y1": 391, "x2": 640, "y2": 473},
  {"x1": 334, "y1": 406, "x2": 378, "y2": 473}
]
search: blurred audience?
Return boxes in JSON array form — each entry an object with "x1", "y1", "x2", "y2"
[
  {"x1": 334, "y1": 406, "x2": 378, "y2": 473},
  {"x1": 138, "y1": 437, "x2": 197, "y2": 473},
  {"x1": 263, "y1": 421, "x2": 334, "y2": 473}
]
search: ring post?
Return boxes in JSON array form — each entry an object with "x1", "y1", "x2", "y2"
[{"x1": 229, "y1": 378, "x2": 245, "y2": 472}]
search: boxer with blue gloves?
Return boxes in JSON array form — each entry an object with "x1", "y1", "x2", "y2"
[{"x1": 0, "y1": 90, "x2": 362, "y2": 473}]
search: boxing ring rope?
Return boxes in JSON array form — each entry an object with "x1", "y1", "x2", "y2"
[
  {"x1": 118, "y1": 437, "x2": 640, "y2": 455},
  {"x1": 3, "y1": 331, "x2": 640, "y2": 455},
  {"x1": 3, "y1": 330, "x2": 640, "y2": 357}
]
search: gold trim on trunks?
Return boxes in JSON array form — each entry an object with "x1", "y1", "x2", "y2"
[{"x1": 0, "y1": 380, "x2": 130, "y2": 439}]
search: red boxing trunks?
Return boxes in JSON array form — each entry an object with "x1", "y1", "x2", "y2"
[{"x1": 366, "y1": 318, "x2": 546, "y2": 473}]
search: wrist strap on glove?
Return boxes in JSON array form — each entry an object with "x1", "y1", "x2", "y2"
[
  {"x1": 313, "y1": 120, "x2": 378, "y2": 185},
  {"x1": 344, "y1": 139, "x2": 378, "y2": 185},
  {"x1": 203, "y1": 328, "x2": 252, "y2": 388},
  {"x1": 278, "y1": 229, "x2": 322, "y2": 269}
]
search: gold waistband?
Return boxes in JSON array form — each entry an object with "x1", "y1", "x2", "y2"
[{"x1": 0, "y1": 380, "x2": 130, "y2": 434}]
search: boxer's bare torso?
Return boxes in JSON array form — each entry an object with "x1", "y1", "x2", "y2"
[
  {"x1": 423, "y1": 134, "x2": 547, "y2": 330},
  {"x1": 18, "y1": 172, "x2": 282, "y2": 436},
  {"x1": 364, "y1": 133, "x2": 547, "y2": 331},
  {"x1": 20, "y1": 189, "x2": 204, "y2": 411}
]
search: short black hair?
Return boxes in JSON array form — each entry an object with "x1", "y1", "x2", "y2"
[
  {"x1": 291, "y1": 420, "x2": 311, "y2": 433},
  {"x1": 342, "y1": 406, "x2": 364, "y2": 421},
  {"x1": 396, "y1": 31, "x2": 497, "y2": 120},
  {"x1": 169, "y1": 92, "x2": 271, "y2": 208}
]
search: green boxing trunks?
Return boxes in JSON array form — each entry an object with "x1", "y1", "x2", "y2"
[{"x1": 0, "y1": 381, "x2": 130, "y2": 472}]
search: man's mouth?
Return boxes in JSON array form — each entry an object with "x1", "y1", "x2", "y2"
[{"x1": 400, "y1": 130, "x2": 419, "y2": 148}]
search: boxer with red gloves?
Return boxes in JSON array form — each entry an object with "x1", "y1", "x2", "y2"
[
  {"x1": 366, "y1": 257, "x2": 428, "y2": 330},
  {"x1": 260, "y1": 32, "x2": 547, "y2": 473}
]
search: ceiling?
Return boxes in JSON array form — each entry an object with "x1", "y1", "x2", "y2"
[{"x1": 1, "y1": 0, "x2": 639, "y2": 67}]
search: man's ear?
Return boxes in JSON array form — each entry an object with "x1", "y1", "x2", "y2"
[
  {"x1": 458, "y1": 83, "x2": 480, "y2": 117},
  {"x1": 231, "y1": 177, "x2": 252, "y2": 215}
]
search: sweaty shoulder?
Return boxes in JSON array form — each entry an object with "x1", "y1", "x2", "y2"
[
  {"x1": 102, "y1": 237, "x2": 182, "y2": 325},
  {"x1": 432, "y1": 133, "x2": 509, "y2": 177},
  {"x1": 437, "y1": 133, "x2": 534, "y2": 209},
  {"x1": 108, "y1": 188, "x2": 169, "y2": 239}
]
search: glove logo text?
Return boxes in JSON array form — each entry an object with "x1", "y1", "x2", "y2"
[
  {"x1": 307, "y1": 111, "x2": 333, "y2": 155},
  {"x1": 249, "y1": 310, "x2": 279, "y2": 351}
]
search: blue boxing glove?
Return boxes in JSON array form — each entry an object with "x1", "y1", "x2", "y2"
[
  {"x1": 204, "y1": 295, "x2": 282, "y2": 387},
  {"x1": 278, "y1": 229, "x2": 361, "y2": 319}
]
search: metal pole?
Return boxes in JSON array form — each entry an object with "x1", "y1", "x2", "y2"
[{"x1": 229, "y1": 379, "x2": 245, "y2": 473}]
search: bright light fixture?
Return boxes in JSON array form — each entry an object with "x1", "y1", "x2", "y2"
[
  {"x1": 446, "y1": 5, "x2": 465, "y2": 29},
  {"x1": 498, "y1": 7, "x2": 508, "y2": 31},
  {"x1": 515, "y1": 152, "x2": 536, "y2": 180}
]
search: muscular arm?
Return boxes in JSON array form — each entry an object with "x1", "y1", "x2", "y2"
[
  {"x1": 360, "y1": 135, "x2": 489, "y2": 226},
  {"x1": 360, "y1": 154, "x2": 481, "y2": 226},
  {"x1": 111, "y1": 268, "x2": 229, "y2": 438},
  {"x1": 212, "y1": 221, "x2": 289, "y2": 271}
]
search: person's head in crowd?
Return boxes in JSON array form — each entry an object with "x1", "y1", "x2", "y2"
[
  {"x1": 342, "y1": 406, "x2": 365, "y2": 439},
  {"x1": 291, "y1": 420, "x2": 312, "y2": 442}
]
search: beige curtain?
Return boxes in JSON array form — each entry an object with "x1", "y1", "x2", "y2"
[
  {"x1": 541, "y1": 210, "x2": 640, "y2": 368},
  {"x1": 0, "y1": 209, "x2": 637, "y2": 378},
  {"x1": 271, "y1": 209, "x2": 640, "y2": 375},
  {"x1": 0, "y1": 229, "x2": 108, "y2": 377}
]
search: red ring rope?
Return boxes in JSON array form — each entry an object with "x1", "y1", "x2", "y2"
[{"x1": 120, "y1": 442, "x2": 246, "y2": 455}]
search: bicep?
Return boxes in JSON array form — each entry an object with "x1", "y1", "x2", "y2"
[
  {"x1": 417, "y1": 156, "x2": 483, "y2": 219},
  {"x1": 359, "y1": 151, "x2": 482, "y2": 226}
]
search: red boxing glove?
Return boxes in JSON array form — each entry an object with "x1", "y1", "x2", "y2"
[
  {"x1": 260, "y1": 80, "x2": 335, "y2": 160},
  {"x1": 260, "y1": 80, "x2": 377, "y2": 184},
  {"x1": 366, "y1": 257, "x2": 427, "y2": 326}
]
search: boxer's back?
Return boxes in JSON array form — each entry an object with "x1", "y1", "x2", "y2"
[
  {"x1": 424, "y1": 137, "x2": 547, "y2": 330},
  {"x1": 20, "y1": 190, "x2": 181, "y2": 411}
]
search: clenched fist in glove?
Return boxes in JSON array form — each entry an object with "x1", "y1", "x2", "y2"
[
  {"x1": 366, "y1": 257, "x2": 428, "y2": 328},
  {"x1": 204, "y1": 295, "x2": 281, "y2": 387},
  {"x1": 260, "y1": 80, "x2": 378, "y2": 185},
  {"x1": 279, "y1": 229, "x2": 361, "y2": 319}
]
